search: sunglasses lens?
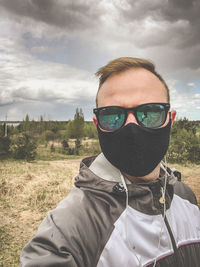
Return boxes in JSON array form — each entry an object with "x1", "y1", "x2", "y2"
[
  {"x1": 98, "y1": 107, "x2": 125, "y2": 131},
  {"x1": 136, "y1": 104, "x2": 166, "y2": 128}
]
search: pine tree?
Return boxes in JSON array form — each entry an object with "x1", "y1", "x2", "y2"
[{"x1": 67, "y1": 108, "x2": 85, "y2": 139}]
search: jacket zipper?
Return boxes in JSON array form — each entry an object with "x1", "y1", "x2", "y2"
[
  {"x1": 159, "y1": 188, "x2": 181, "y2": 267},
  {"x1": 164, "y1": 216, "x2": 180, "y2": 267}
]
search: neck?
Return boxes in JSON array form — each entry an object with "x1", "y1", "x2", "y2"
[{"x1": 123, "y1": 163, "x2": 161, "y2": 183}]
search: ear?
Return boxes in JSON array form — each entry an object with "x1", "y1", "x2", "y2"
[
  {"x1": 93, "y1": 116, "x2": 98, "y2": 127},
  {"x1": 170, "y1": 110, "x2": 176, "y2": 126}
]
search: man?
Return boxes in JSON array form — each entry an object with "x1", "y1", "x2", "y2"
[{"x1": 20, "y1": 57, "x2": 200, "y2": 267}]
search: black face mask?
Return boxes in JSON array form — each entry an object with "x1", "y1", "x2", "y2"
[{"x1": 97, "y1": 120, "x2": 171, "y2": 177}]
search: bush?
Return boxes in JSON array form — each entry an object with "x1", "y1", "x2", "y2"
[
  {"x1": 167, "y1": 120, "x2": 200, "y2": 164},
  {"x1": 74, "y1": 138, "x2": 81, "y2": 155},
  {"x1": 66, "y1": 147, "x2": 75, "y2": 155},
  {"x1": 44, "y1": 130, "x2": 55, "y2": 142},
  {"x1": 60, "y1": 138, "x2": 83, "y2": 155},
  {"x1": 11, "y1": 134, "x2": 37, "y2": 161},
  {"x1": 80, "y1": 140, "x2": 101, "y2": 155},
  {"x1": 62, "y1": 139, "x2": 69, "y2": 150},
  {"x1": 84, "y1": 123, "x2": 98, "y2": 139},
  {"x1": 50, "y1": 144, "x2": 55, "y2": 152},
  {"x1": 0, "y1": 136, "x2": 11, "y2": 159}
]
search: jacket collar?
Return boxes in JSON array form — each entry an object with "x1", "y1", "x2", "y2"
[
  {"x1": 88, "y1": 153, "x2": 174, "y2": 185},
  {"x1": 74, "y1": 154, "x2": 176, "y2": 214},
  {"x1": 75, "y1": 153, "x2": 176, "y2": 192},
  {"x1": 89, "y1": 153, "x2": 131, "y2": 184}
]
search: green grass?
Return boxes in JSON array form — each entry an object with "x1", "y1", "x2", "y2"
[
  {"x1": 36, "y1": 144, "x2": 82, "y2": 161},
  {"x1": 35, "y1": 139, "x2": 100, "y2": 161}
]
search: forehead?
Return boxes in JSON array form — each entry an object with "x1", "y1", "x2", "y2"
[{"x1": 97, "y1": 68, "x2": 168, "y2": 108}]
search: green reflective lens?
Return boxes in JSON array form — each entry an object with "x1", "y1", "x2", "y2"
[
  {"x1": 137, "y1": 104, "x2": 165, "y2": 128},
  {"x1": 99, "y1": 107, "x2": 125, "y2": 131}
]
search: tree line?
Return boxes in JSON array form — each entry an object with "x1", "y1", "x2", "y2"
[
  {"x1": 0, "y1": 109, "x2": 199, "y2": 164},
  {"x1": 167, "y1": 118, "x2": 200, "y2": 164},
  {"x1": 0, "y1": 108, "x2": 99, "y2": 161}
]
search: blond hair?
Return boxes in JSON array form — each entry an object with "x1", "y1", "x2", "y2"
[{"x1": 95, "y1": 57, "x2": 170, "y2": 106}]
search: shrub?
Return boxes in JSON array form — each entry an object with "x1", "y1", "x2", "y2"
[
  {"x1": 11, "y1": 134, "x2": 37, "y2": 161},
  {"x1": 0, "y1": 136, "x2": 11, "y2": 159},
  {"x1": 84, "y1": 123, "x2": 98, "y2": 139},
  {"x1": 167, "y1": 122, "x2": 200, "y2": 164},
  {"x1": 50, "y1": 144, "x2": 55, "y2": 152},
  {"x1": 74, "y1": 138, "x2": 81, "y2": 155},
  {"x1": 62, "y1": 139, "x2": 69, "y2": 150},
  {"x1": 80, "y1": 140, "x2": 101, "y2": 155},
  {"x1": 44, "y1": 130, "x2": 55, "y2": 142}
]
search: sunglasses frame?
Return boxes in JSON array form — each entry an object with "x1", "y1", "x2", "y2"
[{"x1": 93, "y1": 102, "x2": 170, "y2": 131}]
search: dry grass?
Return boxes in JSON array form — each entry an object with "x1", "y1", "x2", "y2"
[
  {"x1": 0, "y1": 159, "x2": 80, "y2": 266},
  {"x1": 0, "y1": 159, "x2": 199, "y2": 266},
  {"x1": 169, "y1": 163, "x2": 200, "y2": 205}
]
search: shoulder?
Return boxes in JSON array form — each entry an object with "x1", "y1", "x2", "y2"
[
  {"x1": 47, "y1": 185, "x2": 122, "y2": 266},
  {"x1": 52, "y1": 187, "x2": 94, "y2": 230},
  {"x1": 173, "y1": 181, "x2": 198, "y2": 206},
  {"x1": 52, "y1": 185, "x2": 122, "y2": 232},
  {"x1": 22, "y1": 187, "x2": 112, "y2": 267}
]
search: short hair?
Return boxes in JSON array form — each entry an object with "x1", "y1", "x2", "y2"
[{"x1": 95, "y1": 57, "x2": 170, "y2": 106}]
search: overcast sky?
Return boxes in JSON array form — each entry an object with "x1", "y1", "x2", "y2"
[{"x1": 0, "y1": 0, "x2": 200, "y2": 121}]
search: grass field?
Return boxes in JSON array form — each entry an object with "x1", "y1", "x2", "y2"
[{"x1": 0, "y1": 158, "x2": 199, "y2": 266}]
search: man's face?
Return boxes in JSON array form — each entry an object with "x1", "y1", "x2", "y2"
[{"x1": 94, "y1": 68, "x2": 176, "y2": 128}]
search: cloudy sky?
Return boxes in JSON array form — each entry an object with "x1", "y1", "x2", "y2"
[{"x1": 0, "y1": 0, "x2": 200, "y2": 121}]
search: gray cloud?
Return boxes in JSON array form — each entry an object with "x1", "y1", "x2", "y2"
[
  {"x1": 0, "y1": 0, "x2": 104, "y2": 30},
  {"x1": 157, "y1": 0, "x2": 200, "y2": 22},
  {"x1": 117, "y1": 0, "x2": 200, "y2": 49},
  {"x1": 119, "y1": 0, "x2": 200, "y2": 24}
]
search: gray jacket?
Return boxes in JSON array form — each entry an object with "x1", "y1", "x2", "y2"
[{"x1": 20, "y1": 154, "x2": 200, "y2": 267}]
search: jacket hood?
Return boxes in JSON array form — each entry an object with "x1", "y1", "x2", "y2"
[{"x1": 74, "y1": 154, "x2": 177, "y2": 215}]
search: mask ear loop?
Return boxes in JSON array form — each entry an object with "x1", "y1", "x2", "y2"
[
  {"x1": 119, "y1": 171, "x2": 143, "y2": 267},
  {"x1": 152, "y1": 156, "x2": 168, "y2": 267}
]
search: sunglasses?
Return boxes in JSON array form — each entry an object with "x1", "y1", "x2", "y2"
[{"x1": 93, "y1": 103, "x2": 170, "y2": 131}]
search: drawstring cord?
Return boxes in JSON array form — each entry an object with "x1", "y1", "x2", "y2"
[
  {"x1": 119, "y1": 162, "x2": 169, "y2": 267},
  {"x1": 119, "y1": 171, "x2": 143, "y2": 267},
  {"x1": 152, "y1": 158, "x2": 168, "y2": 267}
]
